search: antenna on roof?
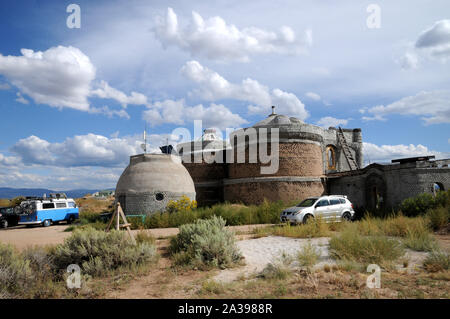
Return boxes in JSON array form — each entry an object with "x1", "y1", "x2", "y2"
[{"x1": 140, "y1": 124, "x2": 147, "y2": 154}]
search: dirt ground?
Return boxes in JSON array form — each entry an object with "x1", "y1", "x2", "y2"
[
  {"x1": 1, "y1": 224, "x2": 449, "y2": 299},
  {"x1": 0, "y1": 223, "x2": 269, "y2": 251}
]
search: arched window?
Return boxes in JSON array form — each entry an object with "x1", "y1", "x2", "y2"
[
  {"x1": 326, "y1": 146, "x2": 336, "y2": 170},
  {"x1": 433, "y1": 182, "x2": 444, "y2": 195}
]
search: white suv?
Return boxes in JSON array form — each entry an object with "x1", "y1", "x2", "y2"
[{"x1": 280, "y1": 195, "x2": 355, "y2": 224}]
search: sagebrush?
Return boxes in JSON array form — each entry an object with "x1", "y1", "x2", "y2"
[
  {"x1": 52, "y1": 227, "x2": 158, "y2": 276},
  {"x1": 169, "y1": 216, "x2": 242, "y2": 269}
]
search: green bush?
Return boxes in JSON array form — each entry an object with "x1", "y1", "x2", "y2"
[
  {"x1": 329, "y1": 224, "x2": 404, "y2": 265},
  {"x1": 169, "y1": 216, "x2": 242, "y2": 269},
  {"x1": 52, "y1": 227, "x2": 158, "y2": 276},
  {"x1": 400, "y1": 191, "x2": 449, "y2": 217}
]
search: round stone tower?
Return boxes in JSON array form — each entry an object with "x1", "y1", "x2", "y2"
[
  {"x1": 115, "y1": 153, "x2": 196, "y2": 215},
  {"x1": 177, "y1": 129, "x2": 229, "y2": 207},
  {"x1": 224, "y1": 112, "x2": 326, "y2": 205}
]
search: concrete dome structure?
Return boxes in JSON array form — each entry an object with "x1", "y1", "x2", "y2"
[{"x1": 115, "y1": 153, "x2": 196, "y2": 215}]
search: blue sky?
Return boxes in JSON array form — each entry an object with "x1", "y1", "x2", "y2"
[{"x1": 0, "y1": 0, "x2": 449, "y2": 190}]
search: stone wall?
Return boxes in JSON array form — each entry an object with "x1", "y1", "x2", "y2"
[
  {"x1": 228, "y1": 142, "x2": 323, "y2": 178},
  {"x1": 328, "y1": 160, "x2": 450, "y2": 211},
  {"x1": 224, "y1": 178, "x2": 326, "y2": 205}
]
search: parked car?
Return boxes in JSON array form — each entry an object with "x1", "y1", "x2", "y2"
[
  {"x1": 280, "y1": 195, "x2": 355, "y2": 224},
  {"x1": 0, "y1": 206, "x2": 20, "y2": 228}
]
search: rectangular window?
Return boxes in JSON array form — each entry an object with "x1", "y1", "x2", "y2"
[
  {"x1": 316, "y1": 199, "x2": 330, "y2": 207},
  {"x1": 330, "y1": 199, "x2": 341, "y2": 205},
  {"x1": 339, "y1": 198, "x2": 346, "y2": 204},
  {"x1": 68, "y1": 202, "x2": 76, "y2": 208},
  {"x1": 56, "y1": 202, "x2": 67, "y2": 208},
  {"x1": 42, "y1": 203, "x2": 55, "y2": 209}
]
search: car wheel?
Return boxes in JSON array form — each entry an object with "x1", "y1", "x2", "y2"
[
  {"x1": 302, "y1": 214, "x2": 313, "y2": 224},
  {"x1": 67, "y1": 215, "x2": 75, "y2": 224},
  {"x1": 342, "y1": 212, "x2": 352, "y2": 221},
  {"x1": 1, "y1": 220, "x2": 7, "y2": 229},
  {"x1": 42, "y1": 219, "x2": 51, "y2": 227}
]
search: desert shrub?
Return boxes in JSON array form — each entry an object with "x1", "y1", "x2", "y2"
[
  {"x1": 403, "y1": 227, "x2": 437, "y2": 252},
  {"x1": 52, "y1": 227, "x2": 158, "y2": 276},
  {"x1": 79, "y1": 211, "x2": 103, "y2": 223},
  {"x1": 297, "y1": 241, "x2": 321, "y2": 268},
  {"x1": 400, "y1": 191, "x2": 449, "y2": 217},
  {"x1": 0, "y1": 243, "x2": 34, "y2": 297},
  {"x1": 423, "y1": 250, "x2": 450, "y2": 272},
  {"x1": 329, "y1": 224, "x2": 404, "y2": 265},
  {"x1": 169, "y1": 216, "x2": 241, "y2": 269},
  {"x1": 426, "y1": 206, "x2": 449, "y2": 231},
  {"x1": 259, "y1": 262, "x2": 291, "y2": 280}
]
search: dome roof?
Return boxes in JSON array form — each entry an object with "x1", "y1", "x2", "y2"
[
  {"x1": 252, "y1": 114, "x2": 304, "y2": 128},
  {"x1": 116, "y1": 154, "x2": 195, "y2": 195}
]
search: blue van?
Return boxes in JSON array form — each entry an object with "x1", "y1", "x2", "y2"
[{"x1": 18, "y1": 193, "x2": 79, "y2": 227}]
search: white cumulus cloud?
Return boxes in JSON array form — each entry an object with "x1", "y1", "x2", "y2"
[
  {"x1": 0, "y1": 46, "x2": 95, "y2": 111},
  {"x1": 0, "y1": 46, "x2": 148, "y2": 118},
  {"x1": 361, "y1": 90, "x2": 450, "y2": 125},
  {"x1": 143, "y1": 99, "x2": 248, "y2": 129},
  {"x1": 154, "y1": 7, "x2": 312, "y2": 62},
  {"x1": 182, "y1": 60, "x2": 308, "y2": 120},
  {"x1": 305, "y1": 92, "x2": 321, "y2": 101},
  {"x1": 363, "y1": 142, "x2": 449, "y2": 164},
  {"x1": 90, "y1": 80, "x2": 148, "y2": 107},
  {"x1": 316, "y1": 116, "x2": 349, "y2": 128},
  {"x1": 415, "y1": 19, "x2": 450, "y2": 60}
]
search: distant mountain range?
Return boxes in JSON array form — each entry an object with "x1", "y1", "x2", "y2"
[{"x1": 0, "y1": 187, "x2": 114, "y2": 199}]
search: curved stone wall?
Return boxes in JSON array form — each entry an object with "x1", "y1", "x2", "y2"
[
  {"x1": 228, "y1": 142, "x2": 324, "y2": 179},
  {"x1": 223, "y1": 178, "x2": 326, "y2": 205}
]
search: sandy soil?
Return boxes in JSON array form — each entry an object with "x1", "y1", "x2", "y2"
[
  {"x1": 214, "y1": 236, "x2": 333, "y2": 283},
  {"x1": 0, "y1": 223, "x2": 269, "y2": 250}
]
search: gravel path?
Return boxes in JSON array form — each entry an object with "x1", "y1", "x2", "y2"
[{"x1": 214, "y1": 236, "x2": 334, "y2": 283}]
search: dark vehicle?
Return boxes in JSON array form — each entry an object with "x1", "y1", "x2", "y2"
[{"x1": 0, "y1": 206, "x2": 20, "y2": 228}]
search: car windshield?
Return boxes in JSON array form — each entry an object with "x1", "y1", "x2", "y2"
[{"x1": 296, "y1": 198, "x2": 317, "y2": 207}]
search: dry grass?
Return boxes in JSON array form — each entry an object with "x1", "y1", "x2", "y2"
[
  {"x1": 297, "y1": 241, "x2": 321, "y2": 269},
  {"x1": 329, "y1": 224, "x2": 405, "y2": 266},
  {"x1": 423, "y1": 250, "x2": 450, "y2": 272},
  {"x1": 253, "y1": 217, "x2": 332, "y2": 238},
  {"x1": 75, "y1": 196, "x2": 114, "y2": 214}
]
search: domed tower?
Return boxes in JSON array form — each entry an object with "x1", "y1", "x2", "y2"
[
  {"x1": 224, "y1": 110, "x2": 327, "y2": 205},
  {"x1": 177, "y1": 129, "x2": 229, "y2": 207},
  {"x1": 115, "y1": 154, "x2": 196, "y2": 215}
]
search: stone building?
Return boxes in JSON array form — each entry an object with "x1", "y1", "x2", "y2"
[
  {"x1": 177, "y1": 108, "x2": 448, "y2": 211},
  {"x1": 178, "y1": 108, "x2": 364, "y2": 206},
  {"x1": 115, "y1": 153, "x2": 196, "y2": 215},
  {"x1": 327, "y1": 156, "x2": 450, "y2": 211}
]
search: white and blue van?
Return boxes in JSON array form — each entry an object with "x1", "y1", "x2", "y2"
[{"x1": 18, "y1": 193, "x2": 79, "y2": 227}]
